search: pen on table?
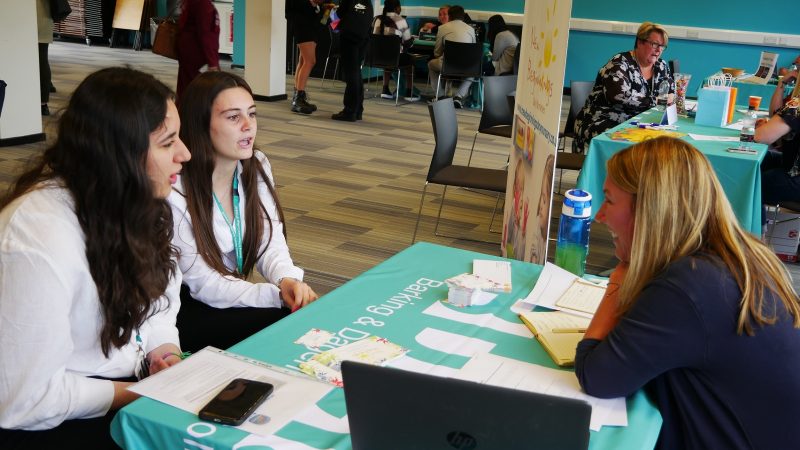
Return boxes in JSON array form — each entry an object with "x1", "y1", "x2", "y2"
[{"x1": 551, "y1": 328, "x2": 588, "y2": 334}]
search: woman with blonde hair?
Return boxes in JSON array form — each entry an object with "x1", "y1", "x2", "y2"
[
  {"x1": 575, "y1": 137, "x2": 800, "y2": 449},
  {"x1": 573, "y1": 22, "x2": 674, "y2": 151}
]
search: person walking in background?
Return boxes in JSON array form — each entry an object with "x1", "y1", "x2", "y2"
[
  {"x1": 171, "y1": 71, "x2": 318, "y2": 352},
  {"x1": 36, "y1": 0, "x2": 53, "y2": 116},
  {"x1": 0, "y1": 67, "x2": 189, "y2": 447},
  {"x1": 286, "y1": 0, "x2": 325, "y2": 115},
  {"x1": 331, "y1": 0, "x2": 373, "y2": 122},
  {"x1": 176, "y1": 0, "x2": 220, "y2": 102},
  {"x1": 427, "y1": 5, "x2": 476, "y2": 108}
]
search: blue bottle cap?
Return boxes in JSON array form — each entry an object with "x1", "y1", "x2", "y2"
[{"x1": 562, "y1": 189, "x2": 592, "y2": 218}]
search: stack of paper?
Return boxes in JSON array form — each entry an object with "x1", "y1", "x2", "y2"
[{"x1": 298, "y1": 336, "x2": 408, "y2": 386}]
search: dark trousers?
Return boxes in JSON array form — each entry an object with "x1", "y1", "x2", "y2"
[
  {"x1": 339, "y1": 33, "x2": 367, "y2": 115},
  {"x1": 0, "y1": 415, "x2": 120, "y2": 449},
  {"x1": 177, "y1": 284, "x2": 290, "y2": 353},
  {"x1": 38, "y1": 43, "x2": 51, "y2": 104}
]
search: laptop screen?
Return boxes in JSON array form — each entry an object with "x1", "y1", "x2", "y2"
[{"x1": 342, "y1": 361, "x2": 591, "y2": 450}]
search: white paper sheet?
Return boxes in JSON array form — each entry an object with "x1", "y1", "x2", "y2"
[
  {"x1": 688, "y1": 133, "x2": 740, "y2": 142},
  {"x1": 455, "y1": 353, "x2": 628, "y2": 431},
  {"x1": 128, "y1": 347, "x2": 333, "y2": 437},
  {"x1": 515, "y1": 263, "x2": 603, "y2": 319}
]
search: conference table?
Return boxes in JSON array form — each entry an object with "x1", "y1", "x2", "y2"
[
  {"x1": 577, "y1": 108, "x2": 767, "y2": 235},
  {"x1": 111, "y1": 243, "x2": 662, "y2": 449}
]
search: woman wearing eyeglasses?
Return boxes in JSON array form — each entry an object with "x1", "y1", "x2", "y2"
[{"x1": 573, "y1": 22, "x2": 674, "y2": 152}]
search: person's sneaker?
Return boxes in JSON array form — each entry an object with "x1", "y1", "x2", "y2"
[
  {"x1": 453, "y1": 96, "x2": 463, "y2": 109},
  {"x1": 404, "y1": 92, "x2": 421, "y2": 102},
  {"x1": 380, "y1": 86, "x2": 394, "y2": 99},
  {"x1": 297, "y1": 90, "x2": 317, "y2": 112}
]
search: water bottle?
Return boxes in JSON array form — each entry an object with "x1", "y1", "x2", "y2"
[
  {"x1": 739, "y1": 110, "x2": 756, "y2": 151},
  {"x1": 555, "y1": 189, "x2": 592, "y2": 277}
]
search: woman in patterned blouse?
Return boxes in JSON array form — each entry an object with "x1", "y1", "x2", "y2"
[{"x1": 573, "y1": 22, "x2": 674, "y2": 152}]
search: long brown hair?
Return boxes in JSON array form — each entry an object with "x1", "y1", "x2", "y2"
[
  {"x1": 607, "y1": 137, "x2": 800, "y2": 334},
  {"x1": 1, "y1": 68, "x2": 177, "y2": 356},
  {"x1": 177, "y1": 71, "x2": 286, "y2": 278}
]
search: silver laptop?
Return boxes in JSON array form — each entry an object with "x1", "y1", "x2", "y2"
[{"x1": 342, "y1": 361, "x2": 591, "y2": 450}]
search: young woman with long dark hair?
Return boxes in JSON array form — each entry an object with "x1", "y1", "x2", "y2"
[
  {"x1": 170, "y1": 71, "x2": 317, "y2": 352},
  {"x1": 0, "y1": 67, "x2": 190, "y2": 447}
]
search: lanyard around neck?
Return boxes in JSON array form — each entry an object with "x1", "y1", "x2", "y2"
[{"x1": 213, "y1": 167, "x2": 243, "y2": 274}]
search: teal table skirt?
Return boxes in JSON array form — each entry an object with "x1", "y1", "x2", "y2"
[
  {"x1": 577, "y1": 109, "x2": 766, "y2": 235},
  {"x1": 111, "y1": 243, "x2": 662, "y2": 450}
]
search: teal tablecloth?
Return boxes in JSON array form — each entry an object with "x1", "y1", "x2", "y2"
[
  {"x1": 577, "y1": 109, "x2": 766, "y2": 235},
  {"x1": 111, "y1": 243, "x2": 662, "y2": 450}
]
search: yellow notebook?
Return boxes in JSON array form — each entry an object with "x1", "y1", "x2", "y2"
[{"x1": 520, "y1": 311, "x2": 591, "y2": 367}]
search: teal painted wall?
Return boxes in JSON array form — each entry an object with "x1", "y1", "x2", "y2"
[{"x1": 232, "y1": 0, "x2": 246, "y2": 66}]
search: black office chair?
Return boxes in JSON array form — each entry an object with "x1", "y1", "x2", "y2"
[
  {"x1": 435, "y1": 41, "x2": 484, "y2": 106},
  {"x1": 411, "y1": 98, "x2": 507, "y2": 243},
  {"x1": 554, "y1": 81, "x2": 593, "y2": 192},
  {"x1": 320, "y1": 29, "x2": 341, "y2": 89},
  {"x1": 669, "y1": 59, "x2": 680, "y2": 75},
  {"x1": 365, "y1": 34, "x2": 415, "y2": 106},
  {"x1": 468, "y1": 75, "x2": 517, "y2": 166},
  {"x1": 512, "y1": 42, "x2": 521, "y2": 75}
]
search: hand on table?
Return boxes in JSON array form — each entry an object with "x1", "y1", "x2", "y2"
[
  {"x1": 280, "y1": 278, "x2": 319, "y2": 312},
  {"x1": 147, "y1": 343, "x2": 184, "y2": 376}
]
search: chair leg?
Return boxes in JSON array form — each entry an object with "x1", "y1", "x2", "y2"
[
  {"x1": 411, "y1": 182, "x2": 430, "y2": 244},
  {"x1": 320, "y1": 57, "x2": 331, "y2": 89},
  {"x1": 435, "y1": 74, "x2": 442, "y2": 100},
  {"x1": 395, "y1": 68, "x2": 401, "y2": 106},
  {"x1": 467, "y1": 131, "x2": 479, "y2": 167},
  {"x1": 433, "y1": 185, "x2": 448, "y2": 237},
  {"x1": 488, "y1": 194, "x2": 504, "y2": 233}
]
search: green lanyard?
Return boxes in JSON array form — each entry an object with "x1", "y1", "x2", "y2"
[{"x1": 213, "y1": 167, "x2": 243, "y2": 274}]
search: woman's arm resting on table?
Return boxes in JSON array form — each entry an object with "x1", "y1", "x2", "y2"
[{"x1": 755, "y1": 115, "x2": 791, "y2": 145}]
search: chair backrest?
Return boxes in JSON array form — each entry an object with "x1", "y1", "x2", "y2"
[
  {"x1": 564, "y1": 81, "x2": 594, "y2": 135},
  {"x1": 441, "y1": 41, "x2": 483, "y2": 78},
  {"x1": 366, "y1": 34, "x2": 402, "y2": 69},
  {"x1": 427, "y1": 98, "x2": 459, "y2": 181},
  {"x1": 512, "y1": 42, "x2": 521, "y2": 75},
  {"x1": 669, "y1": 59, "x2": 680, "y2": 75},
  {"x1": 479, "y1": 75, "x2": 517, "y2": 130}
]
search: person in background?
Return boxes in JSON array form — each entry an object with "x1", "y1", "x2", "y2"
[
  {"x1": 372, "y1": 0, "x2": 419, "y2": 102},
  {"x1": 755, "y1": 78, "x2": 800, "y2": 216},
  {"x1": 575, "y1": 137, "x2": 800, "y2": 449},
  {"x1": 36, "y1": 0, "x2": 53, "y2": 116},
  {"x1": 171, "y1": 71, "x2": 318, "y2": 352},
  {"x1": 176, "y1": 0, "x2": 220, "y2": 102},
  {"x1": 331, "y1": 0, "x2": 373, "y2": 121},
  {"x1": 0, "y1": 67, "x2": 189, "y2": 447},
  {"x1": 286, "y1": 0, "x2": 325, "y2": 115},
  {"x1": 419, "y1": 5, "x2": 449, "y2": 35},
  {"x1": 778, "y1": 54, "x2": 800, "y2": 78},
  {"x1": 573, "y1": 21, "x2": 674, "y2": 152},
  {"x1": 427, "y1": 5, "x2": 475, "y2": 108},
  {"x1": 486, "y1": 14, "x2": 519, "y2": 76}
]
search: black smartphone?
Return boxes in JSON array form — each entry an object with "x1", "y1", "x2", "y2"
[{"x1": 198, "y1": 378, "x2": 274, "y2": 426}]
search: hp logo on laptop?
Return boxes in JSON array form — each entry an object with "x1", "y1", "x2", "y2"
[{"x1": 446, "y1": 431, "x2": 477, "y2": 449}]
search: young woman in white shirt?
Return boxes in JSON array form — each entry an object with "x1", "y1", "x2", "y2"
[
  {"x1": 170, "y1": 71, "x2": 318, "y2": 352},
  {"x1": 0, "y1": 67, "x2": 190, "y2": 447}
]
